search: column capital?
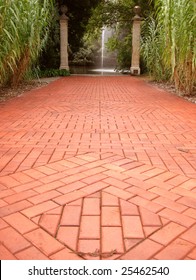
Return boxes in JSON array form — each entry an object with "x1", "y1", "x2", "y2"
[
  {"x1": 133, "y1": 6, "x2": 141, "y2": 16},
  {"x1": 133, "y1": 5, "x2": 142, "y2": 21},
  {"x1": 60, "y1": 5, "x2": 69, "y2": 21}
]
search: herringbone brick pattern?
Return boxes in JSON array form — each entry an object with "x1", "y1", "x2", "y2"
[{"x1": 0, "y1": 76, "x2": 195, "y2": 260}]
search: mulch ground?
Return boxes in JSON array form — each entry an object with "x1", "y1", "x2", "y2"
[{"x1": 0, "y1": 77, "x2": 60, "y2": 102}]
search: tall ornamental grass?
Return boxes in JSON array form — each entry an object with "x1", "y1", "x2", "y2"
[
  {"x1": 141, "y1": 0, "x2": 195, "y2": 95},
  {"x1": 0, "y1": 0, "x2": 54, "y2": 86}
]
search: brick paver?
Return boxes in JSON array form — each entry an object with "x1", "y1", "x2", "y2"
[{"x1": 0, "y1": 76, "x2": 196, "y2": 259}]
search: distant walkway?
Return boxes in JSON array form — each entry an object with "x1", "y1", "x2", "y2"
[{"x1": 0, "y1": 76, "x2": 195, "y2": 260}]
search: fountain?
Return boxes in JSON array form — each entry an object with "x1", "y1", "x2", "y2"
[
  {"x1": 101, "y1": 27, "x2": 105, "y2": 70},
  {"x1": 70, "y1": 26, "x2": 118, "y2": 75},
  {"x1": 89, "y1": 26, "x2": 118, "y2": 75}
]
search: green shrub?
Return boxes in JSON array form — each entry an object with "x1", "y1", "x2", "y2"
[{"x1": 34, "y1": 68, "x2": 70, "y2": 78}]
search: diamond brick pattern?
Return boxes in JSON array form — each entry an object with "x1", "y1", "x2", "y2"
[
  {"x1": 0, "y1": 153, "x2": 195, "y2": 259},
  {"x1": 0, "y1": 76, "x2": 196, "y2": 260}
]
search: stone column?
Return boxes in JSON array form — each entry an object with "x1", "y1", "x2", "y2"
[
  {"x1": 59, "y1": 5, "x2": 69, "y2": 70},
  {"x1": 130, "y1": 6, "x2": 142, "y2": 75}
]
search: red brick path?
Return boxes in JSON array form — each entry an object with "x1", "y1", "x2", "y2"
[{"x1": 0, "y1": 76, "x2": 195, "y2": 260}]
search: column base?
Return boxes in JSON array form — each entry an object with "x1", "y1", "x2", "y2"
[
  {"x1": 130, "y1": 67, "x2": 140, "y2": 75},
  {"x1": 60, "y1": 65, "x2": 69, "y2": 71}
]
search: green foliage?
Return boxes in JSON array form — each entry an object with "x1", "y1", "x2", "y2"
[
  {"x1": 0, "y1": 0, "x2": 54, "y2": 87},
  {"x1": 84, "y1": 0, "x2": 134, "y2": 69},
  {"x1": 65, "y1": 0, "x2": 100, "y2": 55},
  {"x1": 71, "y1": 46, "x2": 95, "y2": 66},
  {"x1": 35, "y1": 68, "x2": 70, "y2": 78},
  {"x1": 106, "y1": 32, "x2": 132, "y2": 70},
  {"x1": 38, "y1": 4, "x2": 60, "y2": 69},
  {"x1": 141, "y1": 17, "x2": 171, "y2": 81},
  {"x1": 142, "y1": 0, "x2": 196, "y2": 95},
  {"x1": 39, "y1": 0, "x2": 100, "y2": 69},
  {"x1": 85, "y1": 0, "x2": 195, "y2": 94},
  {"x1": 84, "y1": 0, "x2": 154, "y2": 70},
  {"x1": 85, "y1": 0, "x2": 134, "y2": 42}
]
